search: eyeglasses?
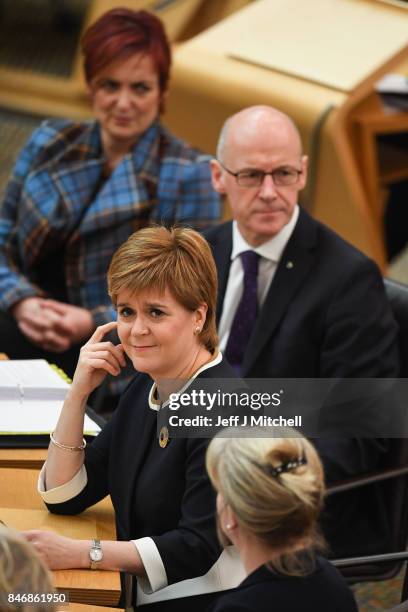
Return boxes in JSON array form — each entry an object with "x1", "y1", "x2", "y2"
[{"x1": 218, "y1": 161, "x2": 302, "y2": 187}]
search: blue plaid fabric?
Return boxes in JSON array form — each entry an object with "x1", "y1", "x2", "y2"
[{"x1": 0, "y1": 119, "x2": 220, "y2": 325}]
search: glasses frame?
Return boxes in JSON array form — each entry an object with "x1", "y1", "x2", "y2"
[{"x1": 218, "y1": 161, "x2": 303, "y2": 187}]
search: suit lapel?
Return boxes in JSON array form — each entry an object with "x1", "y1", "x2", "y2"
[
  {"x1": 78, "y1": 156, "x2": 156, "y2": 234},
  {"x1": 210, "y1": 223, "x2": 233, "y2": 324},
  {"x1": 242, "y1": 210, "x2": 317, "y2": 375},
  {"x1": 50, "y1": 122, "x2": 104, "y2": 223},
  {"x1": 50, "y1": 122, "x2": 160, "y2": 234}
]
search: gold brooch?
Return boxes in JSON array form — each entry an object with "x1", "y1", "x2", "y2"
[{"x1": 159, "y1": 426, "x2": 169, "y2": 448}]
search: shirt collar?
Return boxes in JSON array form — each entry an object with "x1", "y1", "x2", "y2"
[
  {"x1": 232, "y1": 204, "x2": 299, "y2": 263},
  {"x1": 148, "y1": 350, "x2": 223, "y2": 411}
]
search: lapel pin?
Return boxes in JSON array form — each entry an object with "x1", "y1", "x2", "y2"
[
  {"x1": 286, "y1": 261, "x2": 294, "y2": 269},
  {"x1": 159, "y1": 426, "x2": 169, "y2": 448}
]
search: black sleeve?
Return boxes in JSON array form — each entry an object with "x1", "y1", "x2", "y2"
[
  {"x1": 315, "y1": 258, "x2": 398, "y2": 481},
  {"x1": 320, "y1": 257, "x2": 398, "y2": 378},
  {"x1": 151, "y1": 437, "x2": 222, "y2": 585},
  {"x1": 45, "y1": 413, "x2": 114, "y2": 515},
  {"x1": 210, "y1": 605, "x2": 252, "y2": 612}
]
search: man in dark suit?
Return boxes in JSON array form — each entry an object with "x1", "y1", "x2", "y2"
[{"x1": 204, "y1": 105, "x2": 399, "y2": 557}]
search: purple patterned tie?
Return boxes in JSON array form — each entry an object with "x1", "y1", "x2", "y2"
[{"x1": 225, "y1": 250, "x2": 259, "y2": 373}]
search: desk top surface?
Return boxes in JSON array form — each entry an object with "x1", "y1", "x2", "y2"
[
  {"x1": 185, "y1": 0, "x2": 408, "y2": 92},
  {"x1": 0, "y1": 448, "x2": 46, "y2": 468},
  {"x1": 0, "y1": 504, "x2": 120, "y2": 605},
  {"x1": 0, "y1": 357, "x2": 120, "y2": 607},
  {"x1": 1, "y1": 467, "x2": 120, "y2": 607}
]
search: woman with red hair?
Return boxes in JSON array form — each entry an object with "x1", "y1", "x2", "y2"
[{"x1": 0, "y1": 9, "x2": 220, "y2": 409}]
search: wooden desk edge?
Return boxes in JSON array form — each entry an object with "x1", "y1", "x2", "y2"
[
  {"x1": 0, "y1": 449, "x2": 47, "y2": 469},
  {"x1": 54, "y1": 569, "x2": 121, "y2": 606}
]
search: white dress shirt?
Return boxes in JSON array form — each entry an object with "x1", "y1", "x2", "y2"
[{"x1": 219, "y1": 205, "x2": 299, "y2": 351}]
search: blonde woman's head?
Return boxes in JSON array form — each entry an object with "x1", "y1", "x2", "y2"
[
  {"x1": 206, "y1": 429, "x2": 325, "y2": 575},
  {"x1": 0, "y1": 527, "x2": 56, "y2": 612}
]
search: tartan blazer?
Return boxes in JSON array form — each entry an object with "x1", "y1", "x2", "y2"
[{"x1": 0, "y1": 119, "x2": 220, "y2": 325}]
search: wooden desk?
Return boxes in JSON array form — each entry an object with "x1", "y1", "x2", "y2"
[
  {"x1": 165, "y1": 0, "x2": 408, "y2": 270},
  {"x1": 0, "y1": 355, "x2": 99, "y2": 470},
  {"x1": 0, "y1": 349, "x2": 44, "y2": 468},
  {"x1": 1, "y1": 467, "x2": 44, "y2": 508},
  {"x1": 350, "y1": 92, "x2": 408, "y2": 231},
  {"x1": 0, "y1": 469, "x2": 120, "y2": 606},
  {"x1": 0, "y1": 448, "x2": 46, "y2": 469},
  {"x1": 53, "y1": 567, "x2": 120, "y2": 607}
]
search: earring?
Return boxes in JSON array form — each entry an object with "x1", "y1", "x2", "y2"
[
  {"x1": 225, "y1": 523, "x2": 232, "y2": 530},
  {"x1": 194, "y1": 326, "x2": 201, "y2": 335}
]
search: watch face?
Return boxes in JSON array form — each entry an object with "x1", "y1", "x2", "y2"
[{"x1": 90, "y1": 547, "x2": 103, "y2": 562}]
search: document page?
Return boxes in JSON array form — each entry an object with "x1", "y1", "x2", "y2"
[
  {"x1": 0, "y1": 360, "x2": 101, "y2": 436},
  {"x1": 0, "y1": 359, "x2": 70, "y2": 399},
  {"x1": 0, "y1": 399, "x2": 101, "y2": 435}
]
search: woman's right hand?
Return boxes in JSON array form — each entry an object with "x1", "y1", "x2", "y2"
[{"x1": 71, "y1": 322, "x2": 127, "y2": 398}]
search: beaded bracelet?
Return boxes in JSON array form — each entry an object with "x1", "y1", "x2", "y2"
[{"x1": 50, "y1": 431, "x2": 86, "y2": 452}]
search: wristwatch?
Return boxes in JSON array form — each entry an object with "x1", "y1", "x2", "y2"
[{"x1": 89, "y1": 539, "x2": 103, "y2": 569}]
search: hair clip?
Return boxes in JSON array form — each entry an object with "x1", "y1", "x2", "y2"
[{"x1": 268, "y1": 456, "x2": 307, "y2": 478}]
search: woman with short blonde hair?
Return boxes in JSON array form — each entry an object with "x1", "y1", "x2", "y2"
[
  {"x1": 30, "y1": 226, "x2": 242, "y2": 611},
  {"x1": 108, "y1": 225, "x2": 218, "y2": 354},
  {"x1": 206, "y1": 430, "x2": 358, "y2": 611}
]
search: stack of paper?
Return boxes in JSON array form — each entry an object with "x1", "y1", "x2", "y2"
[
  {"x1": 376, "y1": 73, "x2": 408, "y2": 112},
  {"x1": 0, "y1": 360, "x2": 100, "y2": 437}
]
